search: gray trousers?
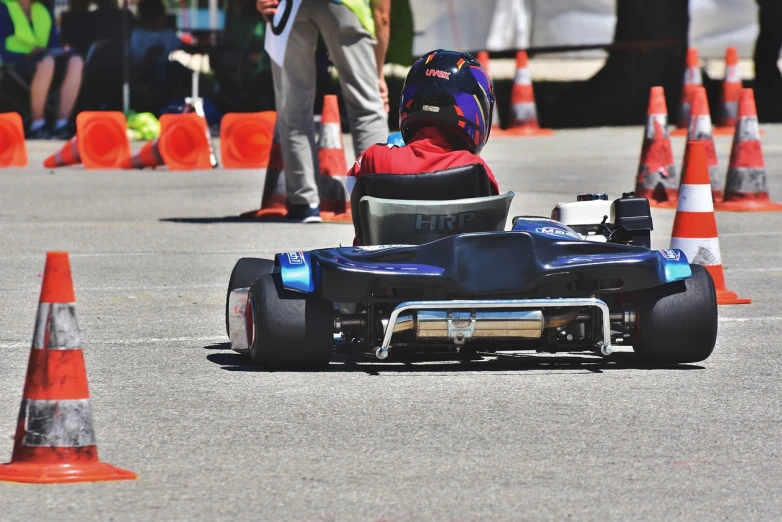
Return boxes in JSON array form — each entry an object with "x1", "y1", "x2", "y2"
[{"x1": 271, "y1": 0, "x2": 389, "y2": 206}]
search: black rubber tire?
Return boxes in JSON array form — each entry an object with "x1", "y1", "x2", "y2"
[
  {"x1": 248, "y1": 273, "x2": 334, "y2": 370},
  {"x1": 632, "y1": 264, "x2": 718, "y2": 364},
  {"x1": 226, "y1": 257, "x2": 275, "y2": 337}
]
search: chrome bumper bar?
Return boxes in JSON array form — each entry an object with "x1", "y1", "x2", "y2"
[{"x1": 375, "y1": 298, "x2": 612, "y2": 359}]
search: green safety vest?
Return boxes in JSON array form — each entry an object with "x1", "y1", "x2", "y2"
[
  {"x1": 340, "y1": 0, "x2": 375, "y2": 38},
  {"x1": 2, "y1": 0, "x2": 51, "y2": 54}
]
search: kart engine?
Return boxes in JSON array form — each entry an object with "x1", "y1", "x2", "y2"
[{"x1": 551, "y1": 192, "x2": 653, "y2": 247}]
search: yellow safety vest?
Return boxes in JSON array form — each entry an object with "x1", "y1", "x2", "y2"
[
  {"x1": 339, "y1": 0, "x2": 375, "y2": 38},
  {"x1": 2, "y1": 0, "x2": 51, "y2": 54}
]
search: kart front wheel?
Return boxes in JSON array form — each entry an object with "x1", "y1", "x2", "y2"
[
  {"x1": 632, "y1": 264, "x2": 718, "y2": 364},
  {"x1": 247, "y1": 273, "x2": 333, "y2": 370},
  {"x1": 226, "y1": 257, "x2": 275, "y2": 337}
]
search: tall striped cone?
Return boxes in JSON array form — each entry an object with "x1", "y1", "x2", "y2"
[
  {"x1": 715, "y1": 47, "x2": 741, "y2": 134},
  {"x1": 317, "y1": 94, "x2": 352, "y2": 223},
  {"x1": 670, "y1": 142, "x2": 751, "y2": 305},
  {"x1": 43, "y1": 137, "x2": 81, "y2": 168},
  {"x1": 684, "y1": 87, "x2": 722, "y2": 201},
  {"x1": 121, "y1": 138, "x2": 164, "y2": 169},
  {"x1": 636, "y1": 86, "x2": 678, "y2": 206},
  {"x1": 476, "y1": 51, "x2": 503, "y2": 135},
  {"x1": 240, "y1": 122, "x2": 289, "y2": 220},
  {"x1": 715, "y1": 88, "x2": 782, "y2": 212},
  {"x1": 672, "y1": 48, "x2": 702, "y2": 136},
  {"x1": 504, "y1": 50, "x2": 553, "y2": 136},
  {"x1": 0, "y1": 252, "x2": 138, "y2": 483}
]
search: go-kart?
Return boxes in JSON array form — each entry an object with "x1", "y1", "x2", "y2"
[{"x1": 226, "y1": 157, "x2": 717, "y2": 370}]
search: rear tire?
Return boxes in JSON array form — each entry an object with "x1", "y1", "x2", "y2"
[
  {"x1": 226, "y1": 257, "x2": 275, "y2": 337},
  {"x1": 248, "y1": 273, "x2": 334, "y2": 370},
  {"x1": 632, "y1": 264, "x2": 718, "y2": 364}
]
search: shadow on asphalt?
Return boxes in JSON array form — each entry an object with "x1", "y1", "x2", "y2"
[
  {"x1": 203, "y1": 344, "x2": 705, "y2": 374},
  {"x1": 160, "y1": 217, "x2": 263, "y2": 224}
]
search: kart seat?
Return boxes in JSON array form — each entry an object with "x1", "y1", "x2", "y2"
[
  {"x1": 358, "y1": 191, "x2": 515, "y2": 246},
  {"x1": 350, "y1": 163, "x2": 506, "y2": 245}
]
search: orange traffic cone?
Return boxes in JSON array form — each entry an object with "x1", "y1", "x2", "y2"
[
  {"x1": 43, "y1": 137, "x2": 81, "y2": 168},
  {"x1": 504, "y1": 50, "x2": 553, "y2": 136},
  {"x1": 0, "y1": 112, "x2": 27, "y2": 167},
  {"x1": 672, "y1": 48, "x2": 702, "y2": 136},
  {"x1": 0, "y1": 252, "x2": 139, "y2": 483},
  {"x1": 220, "y1": 111, "x2": 277, "y2": 169},
  {"x1": 670, "y1": 142, "x2": 751, "y2": 304},
  {"x1": 715, "y1": 88, "x2": 782, "y2": 212},
  {"x1": 240, "y1": 122, "x2": 288, "y2": 220},
  {"x1": 75, "y1": 112, "x2": 131, "y2": 169},
  {"x1": 636, "y1": 86, "x2": 678, "y2": 207},
  {"x1": 683, "y1": 87, "x2": 722, "y2": 201},
  {"x1": 121, "y1": 139, "x2": 164, "y2": 169},
  {"x1": 476, "y1": 51, "x2": 503, "y2": 135},
  {"x1": 317, "y1": 94, "x2": 351, "y2": 223},
  {"x1": 715, "y1": 47, "x2": 741, "y2": 135},
  {"x1": 157, "y1": 113, "x2": 213, "y2": 171}
]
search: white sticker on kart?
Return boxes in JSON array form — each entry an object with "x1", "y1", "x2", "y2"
[
  {"x1": 352, "y1": 245, "x2": 412, "y2": 251},
  {"x1": 535, "y1": 227, "x2": 582, "y2": 240},
  {"x1": 658, "y1": 249, "x2": 681, "y2": 261},
  {"x1": 286, "y1": 251, "x2": 305, "y2": 264}
]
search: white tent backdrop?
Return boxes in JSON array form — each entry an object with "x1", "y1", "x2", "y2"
[{"x1": 410, "y1": 0, "x2": 762, "y2": 59}]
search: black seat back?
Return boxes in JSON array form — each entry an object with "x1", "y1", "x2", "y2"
[{"x1": 354, "y1": 163, "x2": 495, "y2": 201}]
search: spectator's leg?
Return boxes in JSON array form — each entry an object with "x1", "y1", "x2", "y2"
[
  {"x1": 30, "y1": 56, "x2": 55, "y2": 124},
  {"x1": 271, "y1": 8, "x2": 320, "y2": 207},
  {"x1": 314, "y1": 1, "x2": 388, "y2": 157},
  {"x1": 57, "y1": 54, "x2": 84, "y2": 122}
]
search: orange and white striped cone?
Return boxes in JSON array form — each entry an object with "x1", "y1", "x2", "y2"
[
  {"x1": 504, "y1": 50, "x2": 553, "y2": 137},
  {"x1": 317, "y1": 94, "x2": 351, "y2": 223},
  {"x1": 670, "y1": 142, "x2": 751, "y2": 305},
  {"x1": 476, "y1": 51, "x2": 504, "y2": 135},
  {"x1": 0, "y1": 252, "x2": 139, "y2": 483},
  {"x1": 121, "y1": 138, "x2": 164, "y2": 169},
  {"x1": 672, "y1": 48, "x2": 702, "y2": 136},
  {"x1": 240, "y1": 122, "x2": 288, "y2": 220},
  {"x1": 715, "y1": 47, "x2": 741, "y2": 135},
  {"x1": 683, "y1": 86, "x2": 722, "y2": 201},
  {"x1": 0, "y1": 111, "x2": 28, "y2": 167},
  {"x1": 714, "y1": 88, "x2": 782, "y2": 212},
  {"x1": 636, "y1": 86, "x2": 678, "y2": 207},
  {"x1": 43, "y1": 137, "x2": 81, "y2": 168}
]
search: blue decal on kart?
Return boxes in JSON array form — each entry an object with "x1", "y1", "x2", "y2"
[
  {"x1": 658, "y1": 248, "x2": 691, "y2": 282},
  {"x1": 386, "y1": 132, "x2": 405, "y2": 147},
  {"x1": 278, "y1": 251, "x2": 315, "y2": 293}
]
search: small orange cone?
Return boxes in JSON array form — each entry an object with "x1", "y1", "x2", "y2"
[
  {"x1": 503, "y1": 51, "x2": 553, "y2": 136},
  {"x1": 672, "y1": 48, "x2": 702, "y2": 136},
  {"x1": 636, "y1": 86, "x2": 678, "y2": 207},
  {"x1": 0, "y1": 252, "x2": 139, "y2": 483},
  {"x1": 43, "y1": 137, "x2": 81, "y2": 168},
  {"x1": 240, "y1": 122, "x2": 288, "y2": 220},
  {"x1": 121, "y1": 139, "x2": 164, "y2": 169},
  {"x1": 317, "y1": 94, "x2": 352, "y2": 223},
  {"x1": 715, "y1": 47, "x2": 741, "y2": 135},
  {"x1": 670, "y1": 142, "x2": 751, "y2": 305},
  {"x1": 0, "y1": 112, "x2": 27, "y2": 167},
  {"x1": 683, "y1": 87, "x2": 723, "y2": 201},
  {"x1": 75, "y1": 111, "x2": 131, "y2": 169},
  {"x1": 157, "y1": 113, "x2": 213, "y2": 171},
  {"x1": 714, "y1": 88, "x2": 782, "y2": 212},
  {"x1": 220, "y1": 111, "x2": 277, "y2": 169},
  {"x1": 476, "y1": 51, "x2": 503, "y2": 135}
]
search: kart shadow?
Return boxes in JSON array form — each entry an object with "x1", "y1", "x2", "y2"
[
  {"x1": 204, "y1": 344, "x2": 705, "y2": 374},
  {"x1": 160, "y1": 217, "x2": 259, "y2": 224}
]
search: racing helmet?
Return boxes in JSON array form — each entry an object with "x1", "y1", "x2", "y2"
[{"x1": 399, "y1": 49, "x2": 495, "y2": 154}]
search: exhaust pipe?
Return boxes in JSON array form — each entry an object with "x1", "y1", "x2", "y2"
[{"x1": 392, "y1": 310, "x2": 544, "y2": 343}]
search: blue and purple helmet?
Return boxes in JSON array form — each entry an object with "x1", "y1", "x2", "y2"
[{"x1": 399, "y1": 49, "x2": 495, "y2": 154}]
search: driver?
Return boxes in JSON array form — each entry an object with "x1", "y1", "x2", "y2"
[{"x1": 346, "y1": 49, "x2": 500, "y2": 242}]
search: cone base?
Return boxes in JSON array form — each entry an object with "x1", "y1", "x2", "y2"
[
  {"x1": 670, "y1": 127, "x2": 688, "y2": 136},
  {"x1": 716, "y1": 289, "x2": 752, "y2": 305},
  {"x1": 0, "y1": 461, "x2": 137, "y2": 484},
  {"x1": 320, "y1": 211, "x2": 353, "y2": 223},
  {"x1": 712, "y1": 126, "x2": 735, "y2": 136},
  {"x1": 714, "y1": 199, "x2": 782, "y2": 212},
  {"x1": 501, "y1": 126, "x2": 555, "y2": 137},
  {"x1": 239, "y1": 208, "x2": 287, "y2": 220}
]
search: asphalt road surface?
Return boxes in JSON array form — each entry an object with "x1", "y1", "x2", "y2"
[{"x1": 1, "y1": 127, "x2": 781, "y2": 521}]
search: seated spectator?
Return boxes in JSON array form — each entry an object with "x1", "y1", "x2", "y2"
[
  {"x1": 0, "y1": 0, "x2": 84, "y2": 139},
  {"x1": 129, "y1": 0, "x2": 191, "y2": 106}
]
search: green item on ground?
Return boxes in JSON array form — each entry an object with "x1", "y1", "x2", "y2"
[{"x1": 125, "y1": 111, "x2": 160, "y2": 141}]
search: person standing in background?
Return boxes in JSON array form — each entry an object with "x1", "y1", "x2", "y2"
[{"x1": 257, "y1": 0, "x2": 391, "y2": 223}]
